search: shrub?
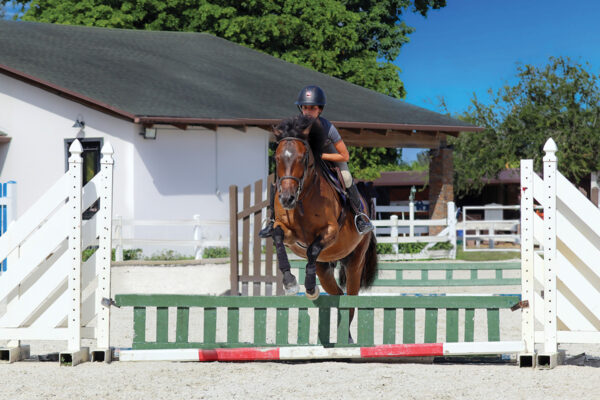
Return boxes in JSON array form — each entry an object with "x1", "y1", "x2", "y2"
[
  {"x1": 146, "y1": 250, "x2": 194, "y2": 261},
  {"x1": 203, "y1": 247, "x2": 230, "y2": 259}
]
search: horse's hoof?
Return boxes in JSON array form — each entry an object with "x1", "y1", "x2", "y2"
[
  {"x1": 284, "y1": 276, "x2": 299, "y2": 296},
  {"x1": 305, "y1": 286, "x2": 320, "y2": 300},
  {"x1": 284, "y1": 283, "x2": 299, "y2": 296}
]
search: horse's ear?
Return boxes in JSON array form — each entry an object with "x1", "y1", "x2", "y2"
[
  {"x1": 301, "y1": 120, "x2": 314, "y2": 138},
  {"x1": 272, "y1": 126, "x2": 282, "y2": 140}
]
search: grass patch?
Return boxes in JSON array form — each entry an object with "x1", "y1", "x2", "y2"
[{"x1": 455, "y1": 246, "x2": 520, "y2": 261}]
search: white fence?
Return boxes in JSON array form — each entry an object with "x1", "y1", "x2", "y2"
[
  {"x1": 0, "y1": 181, "x2": 16, "y2": 273},
  {"x1": 520, "y1": 138, "x2": 600, "y2": 367},
  {"x1": 373, "y1": 201, "x2": 457, "y2": 260},
  {"x1": 112, "y1": 217, "x2": 228, "y2": 261},
  {"x1": 459, "y1": 204, "x2": 520, "y2": 252},
  {"x1": 0, "y1": 140, "x2": 113, "y2": 364}
]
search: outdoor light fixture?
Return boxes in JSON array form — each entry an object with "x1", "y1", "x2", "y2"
[
  {"x1": 72, "y1": 117, "x2": 85, "y2": 129},
  {"x1": 141, "y1": 127, "x2": 157, "y2": 140}
]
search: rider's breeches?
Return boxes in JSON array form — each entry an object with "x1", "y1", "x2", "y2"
[{"x1": 336, "y1": 161, "x2": 353, "y2": 189}]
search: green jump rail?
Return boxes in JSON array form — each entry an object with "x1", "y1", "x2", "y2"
[
  {"x1": 115, "y1": 294, "x2": 520, "y2": 350},
  {"x1": 292, "y1": 261, "x2": 521, "y2": 287}
]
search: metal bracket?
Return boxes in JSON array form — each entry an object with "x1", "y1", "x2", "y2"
[
  {"x1": 510, "y1": 300, "x2": 529, "y2": 311},
  {"x1": 101, "y1": 297, "x2": 120, "y2": 308}
]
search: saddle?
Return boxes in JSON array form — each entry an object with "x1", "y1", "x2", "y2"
[{"x1": 319, "y1": 159, "x2": 348, "y2": 205}]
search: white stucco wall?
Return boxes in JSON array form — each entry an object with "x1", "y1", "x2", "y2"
[{"x1": 0, "y1": 74, "x2": 270, "y2": 256}]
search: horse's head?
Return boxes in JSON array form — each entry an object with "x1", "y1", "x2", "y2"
[{"x1": 273, "y1": 115, "x2": 314, "y2": 209}]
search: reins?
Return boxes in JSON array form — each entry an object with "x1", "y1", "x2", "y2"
[{"x1": 276, "y1": 137, "x2": 312, "y2": 202}]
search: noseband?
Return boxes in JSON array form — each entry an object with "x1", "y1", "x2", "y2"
[{"x1": 276, "y1": 137, "x2": 311, "y2": 200}]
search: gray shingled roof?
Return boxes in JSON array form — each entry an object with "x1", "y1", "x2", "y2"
[{"x1": 0, "y1": 20, "x2": 478, "y2": 132}]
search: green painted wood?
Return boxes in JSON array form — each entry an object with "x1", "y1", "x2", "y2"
[
  {"x1": 318, "y1": 307, "x2": 331, "y2": 345},
  {"x1": 487, "y1": 308, "x2": 500, "y2": 342},
  {"x1": 254, "y1": 308, "x2": 267, "y2": 345},
  {"x1": 446, "y1": 308, "x2": 459, "y2": 343},
  {"x1": 383, "y1": 308, "x2": 396, "y2": 344},
  {"x1": 358, "y1": 308, "x2": 374, "y2": 346},
  {"x1": 464, "y1": 308, "x2": 475, "y2": 342},
  {"x1": 285, "y1": 260, "x2": 521, "y2": 287},
  {"x1": 276, "y1": 308, "x2": 289, "y2": 345},
  {"x1": 133, "y1": 307, "x2": 146, "y2": 345},
  {"x1": 156, "y1": 307, "x2": 168, "y2": 344},
  {"x1": 118, "y1": 294, "x2": 521, "y2": 349},
  {"x1": 336, "y1": 308, "x2": 350, "y2": 345},
  {"x1": 116, "y1": 294, "x2": 520, "y2": 310},
  {"x1": 227, "y1": 307, "x2": 239, "y2": 344},
  {"x1": 403, "y1": 308, "x2": 415, "y2": 344},
  {"x1": 424, "y1": 308, "x2": 438, "y2": 343},
  {"x1": 175, "y1": 307, "x2": 189, "y2": 344},
  {"x1": 297, "y1": 308, "x2": 310, "y2": 345},
  {"x1": 204, "y1": 307, "x2": 217, "y2": 344}
]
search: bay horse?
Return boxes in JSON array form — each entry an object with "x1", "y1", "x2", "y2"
[{"x1": 271, "y1": 115, "x2": 378, "y2": 324}]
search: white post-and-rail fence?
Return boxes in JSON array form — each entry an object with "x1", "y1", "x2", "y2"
[
  {"x1": 520, "y1": 138, "x2": 600, "y2": 368},
  {"x1": 112, "y1": 217, "x2": 228, "y2": 261},
  {"x1": 0, "y1": 181, "x2": 17, "y2": 273},
  {"x1": 0, "y1": 140, "x2": 114, "y2": 365},
  {"x1": 374, "y1": 201, "x2": 457, "y2": 260},
  {"x1": 460, "y1": 204, "x2": 521, "y2": 252}
]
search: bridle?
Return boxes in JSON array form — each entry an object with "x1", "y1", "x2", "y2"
[{"x1": 276, "y1": 137, "x2": 312, "y2": 201}]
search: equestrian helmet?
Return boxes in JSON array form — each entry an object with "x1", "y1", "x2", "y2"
[{"x1": 295, "y1": 85, "x2": 326, "y2": 107}]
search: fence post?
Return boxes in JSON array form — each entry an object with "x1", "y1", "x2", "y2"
[
  {"x1": 229, "y1": 184, "x2": 239, "y2": 296},
  {"x1": 542, "y1": 138, "x2": 558, "y2": 358},
  {"x1": 447, "y1": 201, "x2": 457, "y2": 259},
  {"x1": 1, "y1": 181, "x2": 17, "y2": 273},
  {"x1": 409, "y1": 201, "x2": 415, "y2": 238},
  {"x1": 390, "y1": 214, "x2": 398, "y2": 254},
  {"x1": 193, "y1": 214, "x2": 203, "y2": 260},
  {"x1": 67, "y1": 140, "x2": 83, "y2": 352},
  {"x1": 96, "y1": 142, "x2": 114, "y2": 351},
  {"x1": 520, "y1": 158, "x2": 535, "y2": 355},
  {"x1": 114, "y1": 216, "x2": 123, "y2": 262}
]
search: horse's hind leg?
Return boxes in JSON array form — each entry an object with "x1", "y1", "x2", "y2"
[{"x1": 273, "y1": 226, "x2": 299, "y2": 295}]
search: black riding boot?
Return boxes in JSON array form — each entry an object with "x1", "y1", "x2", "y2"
[
  {"x1": 259, "y1": 184, "x2": 276, "y2": 238},
  {"x1": 347, "y1": 184, "x2": 374, "y2": 235}
]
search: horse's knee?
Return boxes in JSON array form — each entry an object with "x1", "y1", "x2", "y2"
[{"x1": 307, "y1": 239, "x2": 323, "y2": 263}]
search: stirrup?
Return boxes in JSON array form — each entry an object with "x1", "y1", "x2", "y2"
[{"x1": 354, "y1": 213, "x2": 374, "y2": 235}]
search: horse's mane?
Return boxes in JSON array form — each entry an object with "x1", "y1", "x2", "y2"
[{"x1": 276, "y1": 115, "x2": 327, "y2": 160}]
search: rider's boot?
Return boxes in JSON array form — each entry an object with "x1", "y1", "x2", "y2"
[
  {"x1": 347, "y1": 183, "x2": 374, "y2": 235},
  {"x1": 259, "y1": 183, "x2": 276, "y2": 238}
]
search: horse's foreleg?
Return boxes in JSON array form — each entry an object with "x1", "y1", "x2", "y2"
[
  {"x1": 272, "y1": 226, "x2": 299, "y2": 295},
  {"x1": 304, "y1": 236, "x2": 325, "y2": 300}
]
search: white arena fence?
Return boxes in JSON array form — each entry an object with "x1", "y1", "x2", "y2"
[{"x1": 0, "y1": 140, "x2": 113, "y2": 364}]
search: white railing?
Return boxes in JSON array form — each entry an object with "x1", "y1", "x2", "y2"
[
  {"x1": 373, "y1": 202, "x2": 457, "y2": 260},
  {"x1": 0, "y1": 181, "x2": 17, "y2": 273},
  {"x1": 460, "y1": 205, "x2": 520, "y2": 252},
  {"x1": 112, "y1": 216, "x2": 229, "y2": 261}
]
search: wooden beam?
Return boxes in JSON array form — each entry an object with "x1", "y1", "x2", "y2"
[
  {"x1": 200, "y1": 124, "x2": 218, "y2": 131},
  {"x1": 172, "y1": 123, "x2": 188, "y2": 131}
]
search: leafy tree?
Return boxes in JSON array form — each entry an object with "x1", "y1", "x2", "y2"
[{"x1": 451, "y1": 56, "x2": 600, "y2": 195}]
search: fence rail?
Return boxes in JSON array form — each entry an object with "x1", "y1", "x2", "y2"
[
  {"x1": 461, "y1": 205, "x2": 520, "y2": 252},
  {"x1": 115, "y1": 294, "x2": 520, "y2": 350}
]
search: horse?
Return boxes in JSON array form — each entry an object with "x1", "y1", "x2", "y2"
[{"x1": 270, "y1": 114, "x2": 378, "y2": 327}]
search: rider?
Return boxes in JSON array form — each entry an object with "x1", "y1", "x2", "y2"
[{"x1": 259, "y1": 85, "x2": 374, "y2": 237}]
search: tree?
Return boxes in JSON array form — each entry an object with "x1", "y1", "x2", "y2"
[{"x1": 451, "y1": 56, "x2": 600, "y2": 195}]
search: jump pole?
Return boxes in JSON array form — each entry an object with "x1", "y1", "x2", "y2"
[{"x1": 119, "y1": 341, "x2": 525, "y2": 362}]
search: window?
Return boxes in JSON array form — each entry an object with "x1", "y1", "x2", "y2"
[{"x1": 65, "y1": 138, "x2": 103, "y2": 219}]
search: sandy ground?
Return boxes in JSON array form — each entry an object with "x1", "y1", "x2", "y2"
[{"x1": 1, "y1": 263, "x2": 600, "y2": 399}]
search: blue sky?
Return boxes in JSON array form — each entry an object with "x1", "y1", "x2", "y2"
[
  {"x1": 4, "y1": 1, "x2": 600, "y2": 160},
  {"x1": 397, "y1": 0, "x2": 600, "y2": 160}
]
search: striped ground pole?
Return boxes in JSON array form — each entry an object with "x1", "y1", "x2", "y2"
[{"x1": 118, "y1": 341, "x2": 525, "y2": 362}]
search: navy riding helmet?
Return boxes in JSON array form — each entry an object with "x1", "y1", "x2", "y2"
[{"x1": 295, "y1": 86, "x2": 326, "y2": 110}]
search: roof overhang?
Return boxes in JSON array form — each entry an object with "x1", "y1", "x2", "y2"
[{"x1": 1, "y1": 63, "x2": 483, "y2": 149}]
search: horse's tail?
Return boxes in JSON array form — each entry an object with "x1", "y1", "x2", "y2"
[{"x1": 360, "y1": 233, "x2": 378, "y2": 288}]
